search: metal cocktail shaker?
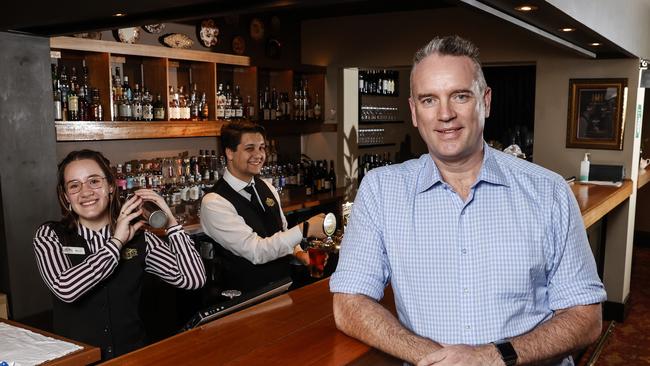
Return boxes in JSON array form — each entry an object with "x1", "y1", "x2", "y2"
[{"x1": 141, "y1": 201, "x2": 168, "y2": 229}]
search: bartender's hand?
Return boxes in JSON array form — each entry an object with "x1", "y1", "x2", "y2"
[
  {"x1": 134, "y1": 189, "x2": 178, "y2": 228},
  {"x1": 293, "y1": 245, "x2": 310, "y2": 265},
  {"x1": 114, "y1": 194, "x2": 145, "y2": 249},
  {"x1": 304, "y1": 213, "x2": 326, "y2": 238}
]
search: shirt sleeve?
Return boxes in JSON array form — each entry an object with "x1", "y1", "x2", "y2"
[
  {"x1": 143, "y1": 225, "x2": 206, "y2": 290},
  {"x1": 546, "y1": 180, "x2": 607, "y2": 310},
  {"x1": 200, "y1": 192, "x2": 302, "y2": 265},
  {"x1": 33, "y1": 223, "x2": 120, "y2": 303},
  {"x1": 330, "y1": 171, "x2": 391, "y2": 301}
]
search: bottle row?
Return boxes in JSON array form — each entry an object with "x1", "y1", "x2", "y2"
[
  {"x1": 257, "y1": 80, "x2": 322, "y2": 122},
  {"x1": 359, "y1": 69, "x2": 399, "y2": 96},
  {"x1": 112, "y1": 150, "x2": 337, "y2": 207},
  {"x1": 358, "y1": 128, "x2": 386, "y2": 146},
  {"x1": 52, "y1": 63, "x2": 105, "y2": 121},
  {"x1": 260, "y1": 159, "x2": 336, "y2": 196},
  {"x1": 360, "y1": 105, "x2": 400, "y2": 121},
  {"x1": 358, "y1": 153, "x2": 393, "y2": 183}
]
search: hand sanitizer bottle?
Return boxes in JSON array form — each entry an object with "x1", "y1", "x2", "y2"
[{"x1": 580, "y1": 152, "x2": 591, "y2": 182}]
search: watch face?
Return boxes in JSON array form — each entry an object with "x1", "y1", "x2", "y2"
[{"x1": 249, "y1": 18, "x2": 265, "y2": 41}]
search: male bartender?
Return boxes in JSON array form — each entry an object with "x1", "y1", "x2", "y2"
[{"x1": 200, "y1": 121, "x2": 326, "y2": 292}]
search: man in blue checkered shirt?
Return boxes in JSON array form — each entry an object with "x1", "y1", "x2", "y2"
[{"x1": 330, "y1": 35, "x2": 606, "y2": 366}]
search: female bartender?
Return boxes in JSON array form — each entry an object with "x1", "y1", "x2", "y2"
[{"x1": 33, "y1": 150, "x2": 206, "y2": 360}]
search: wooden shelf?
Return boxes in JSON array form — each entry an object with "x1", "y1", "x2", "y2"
[
  {"x1": 51, "y1": 37, "x2": 250, "y2": 66},
  {"x1": 258, "y1": 120, "x2": 337, "y2": 135},
  {"x1": 55, "y1": 120, "x2": 225, "y2": 141}
]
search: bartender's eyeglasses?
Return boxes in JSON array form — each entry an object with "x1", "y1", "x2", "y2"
[{"x1": 65, "y1": 176, "x2": 107, "y2": 194}]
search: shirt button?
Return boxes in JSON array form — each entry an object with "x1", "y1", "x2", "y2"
[
  {"x1": 104, "y1": 327, "x2": 109, "y2": 333},
  {"x1": 107, "y1": 346, "x2": 113, "y2": 354},
  {"x1": 465, "y1": 325, "x2": 471, "y2": 330},
  {"x1": 463, "y1": 288, "x2": 469, "y2": 294},
  {"x1": 461, "y1": 249, "x2": 467, "y2": 255}
]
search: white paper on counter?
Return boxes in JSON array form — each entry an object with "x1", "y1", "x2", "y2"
[{"x1": 0, "y1": 322, "x2": 82, "y2": 366}]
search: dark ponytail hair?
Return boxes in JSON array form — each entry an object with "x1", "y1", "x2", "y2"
[{"x1": 57, "y1": 150, "x2": 120, "y2": 232}]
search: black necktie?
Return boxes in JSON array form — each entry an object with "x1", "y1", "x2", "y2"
[{"x1": 243, "y1": 184, "x2": 264, "y2": 212}]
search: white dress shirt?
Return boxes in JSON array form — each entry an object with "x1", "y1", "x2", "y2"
[{"x1": 200, "y1": 168, "x2": 302, "y2": 265}]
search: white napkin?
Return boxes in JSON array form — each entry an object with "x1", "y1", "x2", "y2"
[{"x1": 0, "y1": 323, "x2": 82, "y2": 366}]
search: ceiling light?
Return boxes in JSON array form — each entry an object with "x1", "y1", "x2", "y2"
[
  {"x1": 514, "y1": 5, "x2": 538, "y2": 12},
  {"x1": 589, "y1": 42, "x2": 602, "y2": 46},
  {"x1": 559, "y1": 27, "x2": 575, "y2": 32},
  {"x1": 113, "y1": 13, "x2": 127, "y2": 17}
]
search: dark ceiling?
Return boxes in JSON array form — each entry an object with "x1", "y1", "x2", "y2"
[{"x1": 3, "y1": 0, "x2": 632, "y2": 59}]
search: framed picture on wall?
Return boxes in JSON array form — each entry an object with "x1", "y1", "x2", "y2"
[{"x1": 566, "y1": 78, "x2": 627, "y2": 150}]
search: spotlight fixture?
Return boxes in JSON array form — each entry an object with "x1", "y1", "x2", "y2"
[
  {"x1": 113, "y1": 13, "x2": 127, "y2": 17},
  {"x1": 559, "y1": 27, "x2": 575, "y2": 32},
  {"x1": 589, "y1": 42, "x2": 602, "y2": 46},
  {"x1": 514, "y1": 5, "x2": 538, "y2": 12}
]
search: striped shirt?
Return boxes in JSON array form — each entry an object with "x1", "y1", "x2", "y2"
[
  {"x1": 34, "y1": 223, "x2": 206, "y2": 303},
  {"x1": 331, "y1": 145, "x2": 606, "y2": 364}
]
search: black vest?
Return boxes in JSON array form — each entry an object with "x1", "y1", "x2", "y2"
[
  {"x1": 48, "y1": 222, "x2": 148, "y2": 360},
  {"x1": 208, "y1": 176, "x2": 291, "y2": 292}
]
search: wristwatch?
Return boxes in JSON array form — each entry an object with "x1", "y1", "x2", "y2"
[{"x1": 493, "y1": 340, "x2": 518, "y2": 366}]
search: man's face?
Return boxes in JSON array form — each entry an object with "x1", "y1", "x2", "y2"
[
  {"x1": 226, "y1": 132, "x2": 266, "y2": 181},
  {"x1": 408, "y1": 54, "x2": 491, "y2": 165}
]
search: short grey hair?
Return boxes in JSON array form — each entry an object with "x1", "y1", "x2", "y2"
[{"x1": 410, "y1": 35, "x2": 487, "y2": 96}]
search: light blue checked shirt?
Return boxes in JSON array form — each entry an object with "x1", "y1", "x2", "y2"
[{"x1": 331, "y1": 145, "x2": 606, "y2": 365}]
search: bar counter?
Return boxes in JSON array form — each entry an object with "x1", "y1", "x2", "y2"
[
  {"x1": 102, "y1": 279, "x2": 398, "y2": 366},
  {"x1": 102, "y1": 180, "x2": 633, "y2": 366}
]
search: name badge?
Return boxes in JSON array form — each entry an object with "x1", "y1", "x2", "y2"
[
  {"x1": 62, "y1": 246, "x2": 85, "y2": 255},
  {"x1": 265, "y1": 197, "x2": 276, "y2": 207}
]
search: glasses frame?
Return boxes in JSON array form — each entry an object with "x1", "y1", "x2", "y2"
[{"x1": 65, "y1": 175, "x2": 107, "y2": 194}]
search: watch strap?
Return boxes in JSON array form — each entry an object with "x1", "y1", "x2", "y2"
[{"x1": 494, "y1": 340, "x2": 518, "y2": 366}]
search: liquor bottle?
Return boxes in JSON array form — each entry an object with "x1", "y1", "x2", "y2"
[
  {"x1": 52, "y1": 66, "x2": 63, "y2": 121},
  {"x1": 224, "y1": 84, "x2": 233, "y2": 120},
  {"x1": 328, "y1": 160, "x2": 336, "y2": 192},
  {"x1": 270, "y1": 88, "x2": 278, "y2": 120},
  {"x1": 89, "y1": 88, "x2": 103, "y2": 121},
  {"x1": 233, "y1": 85, "x2": 243, "y2": 120},
  {"x1": 67, "y1": 85, "x2": 79, "y2": 121},
  {"x1": 313, "y1": 93, "x2": 322, "y2": 120},
  {"x1": 190, "y1": 84, "x2": 200, "y2": 121},
  {"x1": 180, "y1": 86, "x2": 191, "y2": 120},
  {"x1": 262, "y1": 87, "x2": 271, "y2": 121},
  {"x1": 153, "y1": 94, "x2": 166, "y2": 120},
  {"x1": 142, "y1": 89, "x2": 153, "y2": 121},
  {"x1": 200, "y1": 92, "x2": 209, "y2": 121},
  {"x1": 169, "y1": 86, "x2": 179, "y2": 120},
  {"x1": 132, "y1": 84, "x2": 143, "y2": 121},
  {"x1": 245, "y1": 95, "x2": 255, "y2": 121},
  {"x1": 216, "y1": 83, "x2": 226, "y2": 119},
  {"x1": 59, "y1": 65, "x2": 69, "y2": 121},
  {"x1": 118, "y1": 93, "x2": 132, "y2": 121},
  {"x1": 77, "y1": 83, "x2": 89, "y2": 121}
]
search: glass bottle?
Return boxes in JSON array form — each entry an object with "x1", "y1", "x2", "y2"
[{"x1": 153, "y1": 94, "x2": 166, "y2": 120}]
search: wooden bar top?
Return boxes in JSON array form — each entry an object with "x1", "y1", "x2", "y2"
[
  {"x1": 102, "y1": 279, "x2": 398, "y2": 366},
  {"x1": 0, "y1": 318, "x2": 100, "y2": 366},
  {"x1": 570, "y1": 180, "x2": 632, "y2": 228}
]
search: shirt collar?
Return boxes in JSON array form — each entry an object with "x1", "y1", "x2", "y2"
[
  {"x1": 416, "y1": 142, "x2": 509, "y2": 193},
  {"x1": 76, "y1": 222, "x2": 111, "y2": 241},
  {"x1": 224, "y1": 168, "x2": 254, "y2": 192}
]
